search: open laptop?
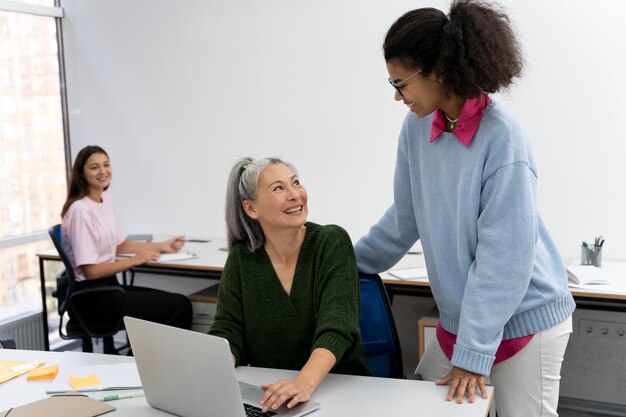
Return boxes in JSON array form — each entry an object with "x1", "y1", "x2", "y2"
[{"x1": 124, "y1": 316, "x2": 320, "y2": 417}]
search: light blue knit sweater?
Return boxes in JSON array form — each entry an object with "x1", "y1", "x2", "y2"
[{"x1": 355, "y1": 100, "x2": 575, "y2": 376}]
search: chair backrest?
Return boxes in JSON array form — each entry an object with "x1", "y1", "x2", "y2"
[
  {"x1": 48, "y1": 224, "x2": 76, "y2": 307},
  {"x1": 358, "y1": 272, "x2": 404, "y2": 379},
  {"x1": 0, "y1": 334, "x2": 17, "y2": 349},
  {"x1": 48, "y1": 224, "x2": 126, "y2": 344}
]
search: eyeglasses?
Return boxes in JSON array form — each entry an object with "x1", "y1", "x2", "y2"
[{"x1": 388, "y1": 69, "x2": 422, "y2": 97}]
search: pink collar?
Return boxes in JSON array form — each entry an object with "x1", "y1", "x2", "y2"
[{"x1": 430, "y1": 94, "x2": 491, "y2": 147}]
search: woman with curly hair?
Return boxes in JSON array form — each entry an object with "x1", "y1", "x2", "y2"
[{"x1": 355, "y1": 1, "x2": 574, "y2": 415}]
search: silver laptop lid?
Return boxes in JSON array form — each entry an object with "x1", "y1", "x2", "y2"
[
  {"x1": 124, "y1": 316, "x2": 245, "y2": 417},
  {"x1": 124, "y1": 316, "x2": 320, "y2": 417}
]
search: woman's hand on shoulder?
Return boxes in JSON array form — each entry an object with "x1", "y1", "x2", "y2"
[
  {"x1": 259, "y1": 378, "x2": 314, "y2": 413},
  {"x1": 436, "y1": 366, "x2": 488, "y2": 404},
  {"x1": 131, "y1": 250, "x2": 160, "y2": 265},
  {"x1": 160, "y1": 235, "x2": 185, "y2": 253}
]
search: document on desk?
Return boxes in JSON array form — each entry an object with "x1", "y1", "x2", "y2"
[
  {"x1": 0, "y1": 360, "x2": 45, "y2": 383},
  {"x1": 388, "y1": 267, "x2": 429, "y2": 280},
  {"x1": 47, "y1": 363, "x2": 141, "y2": 393},
  {"x1": 117, "y1": 251, "x2": 198, "y2": 262},
  {"x1": 566, "y1": 264, "x2": 612, "y2": 286}
]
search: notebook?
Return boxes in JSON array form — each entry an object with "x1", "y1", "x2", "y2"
[
  {"x1": 46, "y1": 362, "x2": 141, "y2": 393},
  {"x1": 123, "y1": 316, "x2": 320, "y2": 417}
]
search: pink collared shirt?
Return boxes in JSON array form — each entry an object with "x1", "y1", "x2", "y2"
[
  {"x1": 430, "y1": 93, "x2": 492, "y2": 146},
  {"x1": 436, "y1": 323, "x2": 533, "y2": 366}
]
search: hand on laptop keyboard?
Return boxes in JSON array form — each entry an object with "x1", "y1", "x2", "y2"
[{"x1": 244, "y1": 403, "x2": 278, "y2": 417}]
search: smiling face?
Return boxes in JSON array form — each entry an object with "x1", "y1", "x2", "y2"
[
  {"x1": 243, "y1": 163, "x2": 308, "y2": 234},
  {"x1": 82, "y1": 152, "x2": 112, "y2": 195},
  {"x1": 386, "y1": 59, "x2": 446, "y2": 118}
]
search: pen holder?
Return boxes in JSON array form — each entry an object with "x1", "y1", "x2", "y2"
[{"x1": 581, "y1": 244, "x2": 602, "y2": 267}]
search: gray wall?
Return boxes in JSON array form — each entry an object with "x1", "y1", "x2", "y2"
[{"x1": 60, "y1": 0, "x2": 626, "y2": 262}]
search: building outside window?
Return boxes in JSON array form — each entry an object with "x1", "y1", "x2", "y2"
[{"x1": 0, "y1": 1, "x2": 68, "y2": 348}]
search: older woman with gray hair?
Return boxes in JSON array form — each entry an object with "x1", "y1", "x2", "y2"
[{"x1": 209, "y1": 157, "x2": 371, "y2": 413}]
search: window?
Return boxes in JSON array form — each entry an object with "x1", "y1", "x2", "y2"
[{"x1": 0, "y1": 3, "x2": 67, "y2": 347}]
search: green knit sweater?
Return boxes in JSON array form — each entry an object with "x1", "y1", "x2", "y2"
[{"x1": 209, "y1": 222, "x2": 372, "y2": 376}]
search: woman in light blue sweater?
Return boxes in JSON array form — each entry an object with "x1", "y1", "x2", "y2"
[{"x1": 354, "y1": 1, "x2": 575, "y2": 416}]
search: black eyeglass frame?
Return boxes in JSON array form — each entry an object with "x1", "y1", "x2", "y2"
[{"x1": 387, "y1": 69, "x2": 422, "y2": 97}]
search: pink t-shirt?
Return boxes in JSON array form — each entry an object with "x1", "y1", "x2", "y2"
[{"x1": 61, "y1": 193, "x2": 125, "y2": 281}]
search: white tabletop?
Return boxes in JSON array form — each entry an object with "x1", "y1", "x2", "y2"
[
  {"x1": 37, "y1": 237, "x2": 229, "y2": 272},
  {"x1": 1, "y1": 349, "x2": 493, "y2": 417}
]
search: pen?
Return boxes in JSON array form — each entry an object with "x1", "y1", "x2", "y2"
[{"x1": 101, "y1": 391, "x2": 145, "y2": 402}]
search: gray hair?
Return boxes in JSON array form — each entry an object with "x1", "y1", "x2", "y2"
[{"x1": 225, "y1": 157, "x2": 298, "y2": 252}]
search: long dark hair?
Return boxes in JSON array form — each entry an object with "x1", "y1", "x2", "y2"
[
  {"x1": 384, "y1": 0, "x2": 523, "y2": 98},
  {"x1": 61, "y1": 145, "x2": 110, "y2": 217}
]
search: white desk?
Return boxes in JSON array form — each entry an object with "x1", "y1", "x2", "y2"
[
  {"x1": 37, "y1": 241, "x2": 626, "y2": 349},
  {"x1": 0, "y1": 349, "x2": 493, "y2": 417},
  {"x1": 381, "y1": 255, "x2": 626, "y2": 309},
  {"x1": 36, "y1": 238, "x2": 229, "y2": 349}
]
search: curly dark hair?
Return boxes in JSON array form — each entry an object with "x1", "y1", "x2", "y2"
[{"x1": 383, "y1": 0, "x2": 523, "y2": 98}]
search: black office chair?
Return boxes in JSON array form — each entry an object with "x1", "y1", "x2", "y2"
[
  {"x1": 358, "y1": 272, "x2": 404, "y2": 378},
  {"x1": 48, "y1": 224, "x2": 126, "y2": 354},
  {"x1": 0, "y1": 334, "x2": 16, "y2": 349}
]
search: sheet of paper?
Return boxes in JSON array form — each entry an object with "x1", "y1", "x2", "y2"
[
  {"x1": 154, "y1": 251, "x2": 198, "y2": 263},
  {"x1": 117, "y1": 251, "x2": 197, "y2": 262},
  {"x1": 566, "y1": 265, "x2": 612, "y2": 285},
  {"x1": 388, "y1": 267, "x2": 429, "y2": 280},
  {"x1": 0, "y1": 360, "x2": 45, "y2": 384}
]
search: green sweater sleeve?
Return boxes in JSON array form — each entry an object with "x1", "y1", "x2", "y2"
[
  {"x1": 208, "y1": 247, "x2": 247, "y2": 365},
  {"x1": 310, "y1": 225, "x2": 362, "y2": 365}
]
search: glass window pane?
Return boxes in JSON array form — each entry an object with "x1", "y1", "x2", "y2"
[
  {"x1": 0, "y1": 9, "x2": 67, "y2": 334},
  {"x1": 0, "y1": 10, "x2": 67, "y2": 238}
]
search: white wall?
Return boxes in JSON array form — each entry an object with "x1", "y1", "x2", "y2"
[{"x1": 60, "y1": 0, "x2": 626, "y2": 262}]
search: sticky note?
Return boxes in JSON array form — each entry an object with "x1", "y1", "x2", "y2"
[
  {"x1": 27, "y1": 364, "x2": 59, "y2": 381},
  {"x1": 69, "y1": 373, "x2": 101, "y2": 389}
]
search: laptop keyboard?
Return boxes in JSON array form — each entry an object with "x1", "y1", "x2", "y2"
[{"x1": 244, "y1": 403, "x2": 278, "y2": 417}]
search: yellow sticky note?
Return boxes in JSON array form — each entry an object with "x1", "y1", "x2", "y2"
[
  {"x1": 27, "y1": 364, "x2": 59, "y2": 381},
  {"x1": 69, "y1": 373, "x2": 101, "y2": 389}
]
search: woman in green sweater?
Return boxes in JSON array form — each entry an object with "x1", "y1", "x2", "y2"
[{"x1": 209, "y1": 157, "x2": 371, "y2": 413}]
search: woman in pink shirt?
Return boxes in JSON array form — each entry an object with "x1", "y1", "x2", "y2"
[{"x1": 61, "y1": 145, "x2": 192, "y2": 353}]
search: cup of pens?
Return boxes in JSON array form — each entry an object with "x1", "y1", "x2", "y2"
[{"x1": 581, "y1": 236, "x2": 604, "y2": 267}]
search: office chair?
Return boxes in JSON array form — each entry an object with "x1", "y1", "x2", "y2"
[
  {"x1": 0, "y1": 334, "x2": 17, "y2": 349},
  {"x1": 48, "y1": 224, "x2": 126, "y2": 354},
  {"x1": 358, "y1": 272, "x2": 404, "y2": 379}
]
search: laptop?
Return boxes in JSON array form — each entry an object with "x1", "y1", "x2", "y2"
[{"x1": 124, "y1": 316, "x2": 321, "y2": 417}]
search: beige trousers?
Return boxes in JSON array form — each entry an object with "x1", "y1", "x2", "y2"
[{"x1": 415, "y1": 317, "x2": 572, "y2": 417}]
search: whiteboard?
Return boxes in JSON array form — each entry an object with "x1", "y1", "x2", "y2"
[{"x1": 60, "y1": 0, "x2": 626, "y2": 261}]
